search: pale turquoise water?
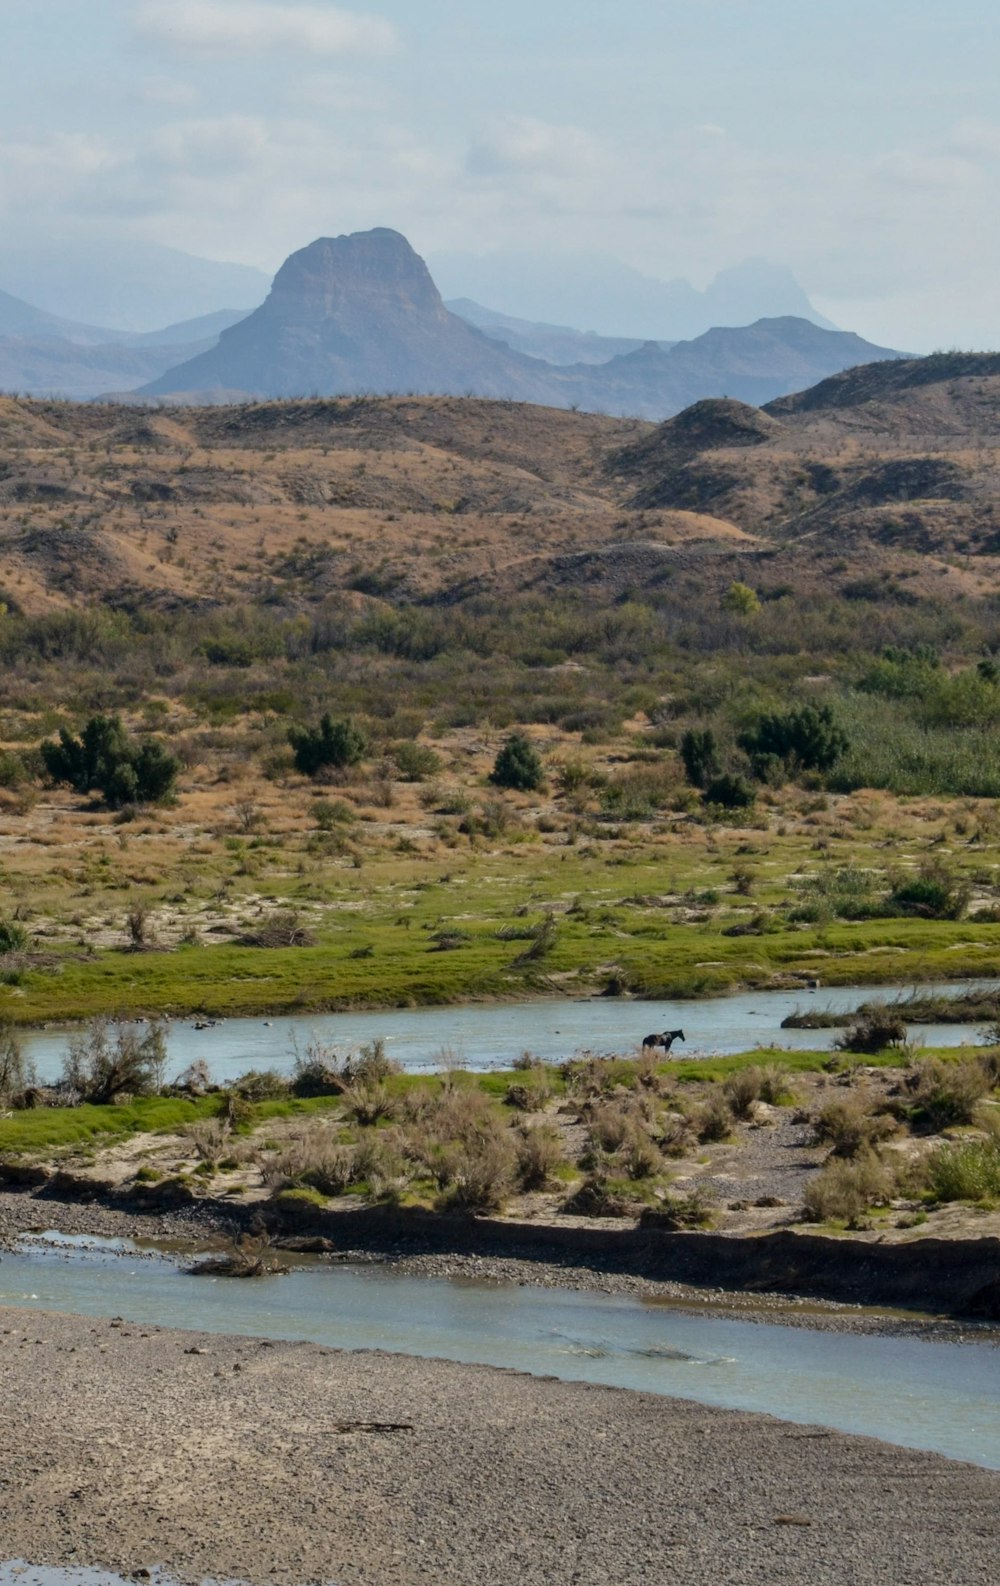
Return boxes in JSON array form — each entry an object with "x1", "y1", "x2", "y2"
[
  {"x1": 3, "y1": 1239, "x2": 998, "y2": 1469},
  {"x1": 19, "y1": 979, "x2": 999, "y2": 1085}
]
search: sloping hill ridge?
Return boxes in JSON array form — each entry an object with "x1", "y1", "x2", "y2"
[
  {"x1": 1, "y1": 347, "x2": 999, "y2": 618},
  {"x1": 766, "y1": 351, "x2": 1000, "y2": 415}
]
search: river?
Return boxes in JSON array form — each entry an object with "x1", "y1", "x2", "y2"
[
  {"x1": 19, "y1": 978, "x2": 998, "y2": 1085},
  {"x1": 3, "y1": 1235, "x2": 999, "y2": 1471}
]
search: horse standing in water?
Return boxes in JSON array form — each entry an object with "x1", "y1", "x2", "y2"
[{"x1": 641, "y1": 1029, "x2": 685, "y2": 1054}]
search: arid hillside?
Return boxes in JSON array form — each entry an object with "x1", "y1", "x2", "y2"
[{"x1": 1, "y1": 350, "x2": 1000, "y2": 615}]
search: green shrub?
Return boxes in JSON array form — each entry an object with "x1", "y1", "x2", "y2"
[
  {"x1": 679, "y1": 728, "x2": 720, "y2": 790},
  {"x1": 0, "y1": 1024, "x2": 33, "y2": 1103},
  {"x1": 490, "y1": 733, "x2": 544, "y2": 792},
  {"x1": 703, "y1": 772, "x2": 756, "y2": 810},
  {"x1": 885, "y1": 862, "x2": 969, "y2": 921},
  {"x1": 514, "y1": 1123, "x2": 565, "y2": 1190},
  {"x1": 0, "y1": 918, "x2": 28, "y2": 954},
  {"x1": 814, "y1": 1094, "x2": 896, "y2": 1157},
  {"x1": 288, "y1": 714, "x2": 366, "y2": 777},
  {"x1": 907, "y1": 1058, "x2": 991, "y2": 1132},
  {"x1": 835, "y1": 1004, "x2": 907, "y2": 1054},
  {"x1": 926, "y1": 1138, "x2": 1000, "y2": 1203},
  {"x1": 41, "y1": 715, "x2": 178, "y2": 808},
  {"x1": 390, "y1": 740, "x2": 442, "y2": 781},
  {"x1": 739, "y1": 704, "x2": 848, "y2": 776},
  {"x1": 231, "y1": 1068, "x2": 291, "y2": 1102}
]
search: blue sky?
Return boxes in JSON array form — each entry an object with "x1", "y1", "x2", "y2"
[{"x1": 1, "y1": 0, "x2": 997, "y2": 346}]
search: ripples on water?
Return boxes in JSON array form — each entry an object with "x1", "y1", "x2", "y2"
[{"x1": 3, "y1": 1237, "x2": 1000, "y2": 1470}]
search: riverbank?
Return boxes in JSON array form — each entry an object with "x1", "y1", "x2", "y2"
[
  {"x1": 0, "y1": 1305, "x2": 997, "y2": 1586},
  {"x1": 3, "y1": 1189, "x2": 999, "y2": 1344}
]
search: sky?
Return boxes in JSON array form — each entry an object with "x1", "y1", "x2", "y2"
[{"x1": 0, "y1": 0, "x2": 998, "y2": 348}]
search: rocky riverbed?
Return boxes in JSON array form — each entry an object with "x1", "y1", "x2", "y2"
[{"x1": 0, "y1": 1306, "x2": 998, "y2": 1586}]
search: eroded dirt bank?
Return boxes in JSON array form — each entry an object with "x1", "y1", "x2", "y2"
[
  {"x1": 2, "y1": 1183, "x2": 1000, "y2": 1333},
  {"x1": 1, "y1": 1306, "x2": 999, "y2": 1586}
]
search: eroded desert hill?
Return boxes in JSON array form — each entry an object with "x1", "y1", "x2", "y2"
[{"x1": 0, "y1": 348, "x2": 999, "y2": 617}]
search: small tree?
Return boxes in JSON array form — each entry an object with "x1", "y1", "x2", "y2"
[
  {"x1": 62, "y1": 1019, "x2": 168, "y2": 1104},
  {"x1": 0, "y1": 1024, "x2": 34, "y2": 1103},
  {"x1": 41, "y1": 715, "x2": 178, "y2": 808},
  {"x1": 739, "y1": 704, "x2": 848, "y2": 775},
  {"x1": 704, "y1": 772, "x2": 756, "y2": 810},
  {"x1": 288, "y1": 714, "x2": 367, "y2": 777},
  {"x1": 723, "y1": 581, "x2": 760, "y2": 616},
  {"x1": 490, "y1": 734, "x2": 544, "y2": 792},
  {"x1": 679, "y1": 728, "x2": 720, "y2": 789}
]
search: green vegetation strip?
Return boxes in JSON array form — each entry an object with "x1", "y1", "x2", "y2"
[{"x1": 3, "y1": 909, "x2": 1000, "y2": 1025}]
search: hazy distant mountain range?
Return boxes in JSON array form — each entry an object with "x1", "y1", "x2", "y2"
[
  {"x1": 429, "y1": 249, "x2": 838, "y2": 340},
  {"x1": 0, "y1": 227, "x2": 904, "y2": 416},
  {"x1": 137, "y1": 229, "x2": 903, "y2": 419},
  {"x1": 0, "y1": 239, "x2": 268, "y2": 332}
]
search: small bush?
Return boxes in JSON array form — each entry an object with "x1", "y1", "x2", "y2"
[
  {"x1": 739, "y1": 704, "x2": 848, "y2": 776},
  {"x1": 835, "y1": 1004, "x2": 907, "y2": 1054},
  {"x1": 562, "y1": 1173, "x2": 635, "y2": 1218},
  {"x1": 639, "y1": 1185, "x2": 716, "y2": 1230},
  {"x1": 621, "y1": 1125, "x2": 662, "y2": 1180},
  {"x1": 288, "y1": 714, "x2": 366, "y2": 777},
  {"x1": 435, "y1": 1131, "x2": 516, "y2": 1213},
  {"x1": 343, "y1": 1037, "x2": 399, "y2": 1086},
  {"x1": 505, "y1": 1071, "x2": 552, "y2": 1111},
  {"x1": 723, "y1": 1068, "x2": 765, "y2": 1119},
  {"x1": 514, "y1": 1123, "x2": 565, "y2": 1190},
  {"x1": 802, "y1": 1149, "x2": 895, "y2": 1223},
  {"x1": 886, "y1": 862, "x2": 970, "y2": 921},
  {"x1": 290, "y1": 1042, "x2": 344, "y2": 1097},
  {"x1": 390, "y1": 740, "x2": 442, "y2": 781},
  {"x1": 490, "y1": 733, "x2": 544, "y2": 792},
  {"x1": 0, "y1": 1024, "x2": 33, "y2": 1104},
  {"x1": 344, "y1": 1079, "x2": 395, "y2": 1127},
  {"x1": 239, "y1": 909, "x2": 317, "y2": 948},
  {"x1": 231, "y1": 1068, "x2": 291, "y2": 1102},
  {"x1": 907, "y1": 1058, "x2": 991, "y2": 1132},
  {"x1": 62, "y1": 1019, "x2": 168, "y2": 1104},
  {"x1": 926, "y1": 1138, "x2": 1000, "y2": 1203},
  {"x1": 695, "y1": 1093, "x2": 733, "y2": 1142},
  {"x1": 679, "y1": 728, "x2": 720, "y2": 790},
  {"x1": 814, "y1": 1094, "x2": 896, "y2": 1157},
  {"x1": 0, "y1": 918, "x2": 28, "y2": 955},
  {"x1": 703, "y1": 772, "x2": 756, "y2": 810}
]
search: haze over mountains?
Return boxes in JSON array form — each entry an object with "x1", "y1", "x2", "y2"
[
  {"x1": 429, "y1": 249, "x2": 838, "y2": 340},
  {"x1": 0, "y1": 227, "x2": 904, "y2": 417},
  {"x1": 137, "y1": 229, "x2": 900, "y2": 420}
]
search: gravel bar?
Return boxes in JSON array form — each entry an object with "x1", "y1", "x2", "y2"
[{"x1": 1, "y1": 1306, "x2": 998, "y2": 1586}]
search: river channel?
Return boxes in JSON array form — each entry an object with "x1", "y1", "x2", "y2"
[
  {"x1": 19, "y1": 978, "x2": 999, "y2": 1085},
  {"x1": 3, "y1": 1235, "x2": 999, "y2": 1470}
]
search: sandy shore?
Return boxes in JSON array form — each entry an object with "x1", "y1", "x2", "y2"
[{"x1": 1, "y1": 1306, "x2": 998, "y2": 1586}]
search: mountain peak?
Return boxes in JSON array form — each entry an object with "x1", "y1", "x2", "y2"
[{"x1": 271, "y1": 230, "x2": 444, "y2": 320}]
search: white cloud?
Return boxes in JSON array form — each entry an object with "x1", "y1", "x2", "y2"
[
  {"x1": 134, "y1": 1, "x2": 397, "y2": 58},
  {"x1": 467, "y1": 116, "x2": 607, "y2": 180}
]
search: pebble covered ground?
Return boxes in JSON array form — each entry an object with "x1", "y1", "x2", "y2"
[{"x1": 1, "y1": 1307, "x2": 998, "y2": 1586}]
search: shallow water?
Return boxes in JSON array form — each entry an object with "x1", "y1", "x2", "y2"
[
  {"x1": 19, "y1": 978, "x2": 999, "y2": 1085},
  {"x1": 3, "y1": 1239, "x2": 999, "y2": 1469},
  {"x1": 0, "y1": 1570, "x2": 245, "y2": 1586}
]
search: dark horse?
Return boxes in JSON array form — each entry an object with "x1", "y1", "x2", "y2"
[{"x1": 641, "y1": 1029, "x2": 685, "y2": 1053}]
